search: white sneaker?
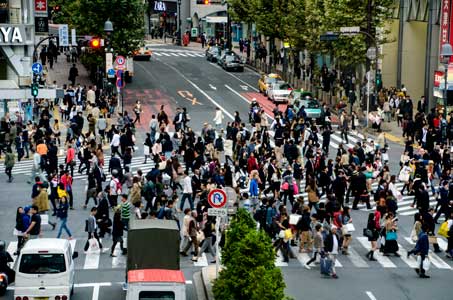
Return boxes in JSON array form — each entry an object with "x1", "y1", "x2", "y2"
[{"x1": 304, "y1": 263, "x2": 311, "y2": 270}]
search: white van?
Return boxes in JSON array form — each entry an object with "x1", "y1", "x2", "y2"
[
  {"x1": 126, "y1": 269, "x2": 186, "y2": 300},
  {"x1": 14, "y1": 238, "x2": 78, "y2": 300}
]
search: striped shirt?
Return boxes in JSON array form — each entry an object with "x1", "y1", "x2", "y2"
[{"x1": 121, "y1": 201, "x2": 131, "y2": 220}]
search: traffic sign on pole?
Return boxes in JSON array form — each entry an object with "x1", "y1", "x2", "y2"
[
  {"x1": 115, "y1": 55, "x2": 126, "y2": 65},
  {"x1": 366, "y1": 47, "x2": 377, "y2": 60},
  {"x1": 340, "y1": 26, "x2": 360, "y2": 34},
  {"x1": 207, "y1": 189, "x2": 227, "y2": 209},
  {"x1": 208, "y1": 208, "x2": 227, "y2": 217},
  {"x1": 32, "y1": 62, "x2": 43, "y2": 74},
  {"x1": 320, "y1": 32, "x2": 339, "y2": 41}
]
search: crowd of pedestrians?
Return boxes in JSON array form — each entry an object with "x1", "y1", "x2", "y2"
[{"x1": 2, "y1": 71, "x2": 453, "y2": 281}]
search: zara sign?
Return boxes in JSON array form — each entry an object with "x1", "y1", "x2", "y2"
[
  {"x1": 0, "y1": 25, "x2": 25, "y2": 45},
  {"x1": 154, "y1": 1, "x2": 167, "y2": 11}
]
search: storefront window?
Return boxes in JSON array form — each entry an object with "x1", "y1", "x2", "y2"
[
  {"x1": 0, "y1": 0, "x2": 9, "y2": 23},
  {"x1": 149, "y1": 1, "x2": 177, "y2": 37}
]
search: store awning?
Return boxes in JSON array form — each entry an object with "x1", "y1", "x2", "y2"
[{"x1": 205, "y1": 16, "x2": 227, "y2": 23}]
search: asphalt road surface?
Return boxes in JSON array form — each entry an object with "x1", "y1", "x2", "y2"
[{"x1": 0, "y1": 44, "x2": 451, "y2": 300}]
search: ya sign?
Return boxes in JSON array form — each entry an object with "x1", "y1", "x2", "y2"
[{"x1": 0, "y1": 26, "x2": 25, "y2": 45}]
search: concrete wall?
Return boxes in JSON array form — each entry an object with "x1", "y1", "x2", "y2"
[
  {"x1": 381, "y1": 20, "x2": 398, "y2": 90},
  {"x1": 381, "y1": 19, "x2": 428, "y2": 100},
  {"x1": 401, "y1": 21, "x2": 427, "y2": 99}
]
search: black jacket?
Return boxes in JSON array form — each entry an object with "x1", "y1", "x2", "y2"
[{"x1": 324, "y1": 232, "x2": 340, "y2": 253}]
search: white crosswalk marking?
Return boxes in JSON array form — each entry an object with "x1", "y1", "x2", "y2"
[
  {"x1": 346, "y1": 246, "x2": 369, "y2": 268},
  {"x1": 396, "y1": 243, "x2": 419, "y2": 268},
  {"x1": 6, "y1": 241, "x2": 18, "y2": 266},
  {"x1": 151, "y1": 51, "x2": 204, "y2": 58},
  {"x1": 193, "y1": 253, "x2": 209, "y2": 267},
  {"x1": 356, "y1": 237, "x2": 397, "y2": 268},
  {"x1": 274, "y1": 250, "x2": 288, "y2": 267},
  {"x1": 404, "y1": 237, "x2": 452, "y2": 269},
  {"x1": 112, "y1": 238, "x2": 127, "y2": 268}
]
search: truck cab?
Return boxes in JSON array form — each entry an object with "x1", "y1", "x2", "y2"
[
  {"x1": 126, "y1": 269, "x2": 186, "y2": 300},
  {"x1": 125, "y1": 219, "x2": 186, "y2": 300}
]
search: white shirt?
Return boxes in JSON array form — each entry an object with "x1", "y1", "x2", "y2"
[
  {"x1": 182, "y1": 175, "x2": 193, "y2": 194},
  {"x1": 331, "y1": 234, "x2": 339, "y2": 254},
  {"x1": 213, "y1": 110, "x2": 224, "y2": 125},
  {"x1": 111, "y1": 133, "x2": 120, "y2": 147},
  {"x1": 87, "y1": 89, "x2": 96, "y2": 103}
]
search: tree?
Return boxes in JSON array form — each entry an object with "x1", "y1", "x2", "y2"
[
  {"x1": 213, "y1": 228, "x2": 289, "y2": 300},
  {"x1": 227, "y1": 0, "x2": 258, "y2": 24},
  {"x1": 71, "y1": 0, "x2": 145, "y2": 57}
]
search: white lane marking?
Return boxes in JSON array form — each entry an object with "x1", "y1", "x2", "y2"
[
  {"x1": 161, "y1": 61, "x2": 234, "y2": 120},
  {"x1": 396, "y1": 243, "x2": 419, "y2": 268},
  {"x1": 84, "y1": 245, "x2": 101, "y2": 269},
  {"x1": 8, "y1": 282, "x2": 115, "y2": 290},
  {"x1": 193, "y1": 253, "x2": 209, "y2": 267},
  {"x1": 153, "y1": 52, "x2": 162, "y2": 56},
  {"x1": 178, "y1": 53, "x2": 187, "y2": 57},
  {"x1": 69, "y1": 239, "x2": 76, "y2": 255},
  {"x1": 185, "y1": 53, "x2": 196, "y2": 57},
  {"x1": 347, "y1": 246, "x2": 369, "y2": 268},
  {"x1": 92, "y1": 284, "x2": 100, "y2": 300},
  {"x1": 7, "y1": 241, "x2": 18, "y2": 266},
  {"x1": 366, "y1": 291, "x2": 378, "y2": 300},
  {"x1": 170, "y1": 53, "x2": 179, "y2": 57},
  {"x1": 160, "y1": 53, "x2": 171, "y2": 56},
  {"x1": 224, "y1": 84, "x2": 273, "y2": 121},
  {"x1": 185, "y1": 280, "x2": 193, "y2": 284},
  {"x1": 209, "y1": 84, "x2": 217, "y2": 90},
  {"x1": 356, "y1": 237, "x2": 396, "y2": 268},
  {"x1": 194, "y1": 54, "x2": 204, "y2": 57},
  {"x1": 112, "y1": 238, "x2": 127, "y2": 268},
  {"x1": 211, "y1": 64, "x2": 259, "y2": 91},
  {"x1": 274, "y1": 250, "x2": 288, "y2": 267}
]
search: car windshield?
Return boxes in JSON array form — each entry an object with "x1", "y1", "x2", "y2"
[
  {"x1": 139, "y1": 291, "x2": 175, "y2": 299},
  {"x1": 225, "y1": 55, "x2": 237, "y2": 62},
  {"x1": 300, "y1": 99, "x2": 320, "y2": 109},
  {"x1": 265, "y1": 77, "x2": 278, "y2": 84},
  {"x1": 278, "y1": 83, "x2": 291, "y2": 90},
  {"x1": 19, "y1": 253, "x2": 66, "y2": 274}
]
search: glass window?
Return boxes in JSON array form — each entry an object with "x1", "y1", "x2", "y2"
[
  {"x1": 19, "y1": 254, "x2": 66, "y2": 274},
  {"x1": 301, "y1": 99, "x2": 320, "y2": 108},
  {"x1": 139, "y1": 291, "x2": 175, "y2": 299}
]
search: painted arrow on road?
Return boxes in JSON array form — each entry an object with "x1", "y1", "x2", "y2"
[
  {"x1": 177, "y1": 90, "x2": 202, "y2": 105},
  {"x1": 209, "y1": 84, "x2": 217, "y2": 90},
  {"x1": 240, "y1": 85, "x2": 249, "y2": 91}
]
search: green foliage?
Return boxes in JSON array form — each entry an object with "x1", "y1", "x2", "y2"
[
  {"x1": 220, "y1": 208, "x2": 256, "y2": 266},
  {"x1": 69, "y1": 0, "x2": 145, "y2": 57},
  {"x1": 228, "y1": 0, "x2": 395, "y2": 67},
  {"x1": 213, "y1": 229, "x2": 288, "y2": 300}
]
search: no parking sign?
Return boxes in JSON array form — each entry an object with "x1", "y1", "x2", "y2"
[{"x1": 207, "y1": 189, "x2": 227, "y2": 209}]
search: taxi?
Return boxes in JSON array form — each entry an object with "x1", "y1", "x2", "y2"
[
  {"x1": 258, "y1": 73, "x2": 282, "y2": 95},
  {"x1": 133, "y1": 45, "x2": 152, "y2": 61}
]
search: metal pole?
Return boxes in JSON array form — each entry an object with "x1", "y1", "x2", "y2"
[
  {"x1": 445, "y1": 65, "x2": 448, "y2": 117},
  {"x1": 121, "y1": 87, "x2": 124, "y2": 115},
  {"x1": 396, "y1": 0, "x2": 405, "y2": 88},
  {"x1": 177, "y1": 0, "x2": 182, "y2": 46},
  {"x1": 367, "y1": 71, "x2": 370, "y2": 127},
  {"x1": 215, "y1": 216, "x2": 220, "y2": 277}
]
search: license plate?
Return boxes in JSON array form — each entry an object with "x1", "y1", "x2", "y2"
[{"x1": 35, "y1": 297, "x2": 49, "y2": 300}]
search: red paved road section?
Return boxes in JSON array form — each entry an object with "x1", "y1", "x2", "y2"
[
  {"x1": 123, "y1": 89, "x2": 175, "y2": 130},
  {"x1": 241, "y1": 92, "x2": 287, "y2": 119}
]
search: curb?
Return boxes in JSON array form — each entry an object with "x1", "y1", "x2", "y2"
[
  {"x1": 193, "y1": 271, "x2": 208, "y2": 300},
  {"x1": 201, "y1": 266, "x2": 216, "y2": 300}
]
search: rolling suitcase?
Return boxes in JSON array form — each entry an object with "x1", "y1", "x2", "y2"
[{"x1": 320, "y1": 256, "x2": 333, "y2": 276}]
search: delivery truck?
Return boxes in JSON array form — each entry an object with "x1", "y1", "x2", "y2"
[{"x1": 125, "y1": 219, "x2": 186, "y2": 300}]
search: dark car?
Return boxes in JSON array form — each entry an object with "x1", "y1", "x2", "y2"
[
  {"x1": 219, "y1": 53, "x2": 244, "y2": 72},
  {"x1": 206, "y1": 46, "x2": 220, "y2": 62}
]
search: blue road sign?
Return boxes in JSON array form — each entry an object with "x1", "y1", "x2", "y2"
[
  {"x1": 32, "y1": 63, "x2": 43, "y2": 74},
  {"x1": 107, "y1": 68, "x2": 115, "y2": 76}
]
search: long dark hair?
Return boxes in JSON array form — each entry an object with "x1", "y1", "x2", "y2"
[{"x1": 16, "y1": 206, "x2": 23, "y2": 222}]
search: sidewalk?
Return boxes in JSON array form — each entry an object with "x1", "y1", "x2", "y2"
[{"x1": 45, "y1": 54, "x2": 92, "y2": 87}]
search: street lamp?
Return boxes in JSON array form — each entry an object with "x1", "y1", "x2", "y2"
[{"x1": 441, "y1": 43, "x2": 452, "y2": 117}]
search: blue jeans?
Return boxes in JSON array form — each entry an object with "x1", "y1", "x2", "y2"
[
  {"x1": 57, "y1": 218, "x2": 72, "y2": 238},
  {"x1": 180, "y1": 193, "x2": 194, "y2": 210}
]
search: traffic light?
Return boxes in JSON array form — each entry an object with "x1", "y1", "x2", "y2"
[
  {"x1": 376, "y1": 72, "x2": 382, "y2": 92},
  {"x1": 31, "y1": 83, "x2": 39, "y2": 97},
  {"x1": 54, "y1": 5, "x2": 61, "y2": 12},
  {"x1": 89, "y1": 38, "x2": 101, "y2": 49}
]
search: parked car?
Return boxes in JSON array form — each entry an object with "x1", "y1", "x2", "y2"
[
  {"x1": 267, "y1": 81, "x2": 292, "y2": 103},
  {"x1": 258, "y1": 73, "x2": 282, "y2": 95},
  {"x1": 216, "y1": 50, "x2": 234, "y2": 66},
  {"x1": 220, "y1": 53, "x2": 244, "y2": 72},
  {"x1": 206, "y1": 46, "x2": 220, "y2": 62}
]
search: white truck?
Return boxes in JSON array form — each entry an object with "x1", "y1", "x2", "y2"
[
  {"x1": 14, "y1": 238, "x2": 78, "y2": 300},
  {"x1": 125, "y1": 219, "x2": 186, "y2": 300}
]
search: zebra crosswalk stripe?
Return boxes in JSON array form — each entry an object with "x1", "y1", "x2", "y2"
[{"x1": 356, "y1": 237, "x2": 397, "y2": 268}]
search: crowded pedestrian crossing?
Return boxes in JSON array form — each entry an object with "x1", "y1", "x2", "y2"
[{"x1": 4, "y1": 234, "x2": 452, "y2": 271}]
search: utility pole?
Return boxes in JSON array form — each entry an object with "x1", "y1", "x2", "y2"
[{"x1": 226, "y1": 1, "x2": 232, "y2": 50}]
